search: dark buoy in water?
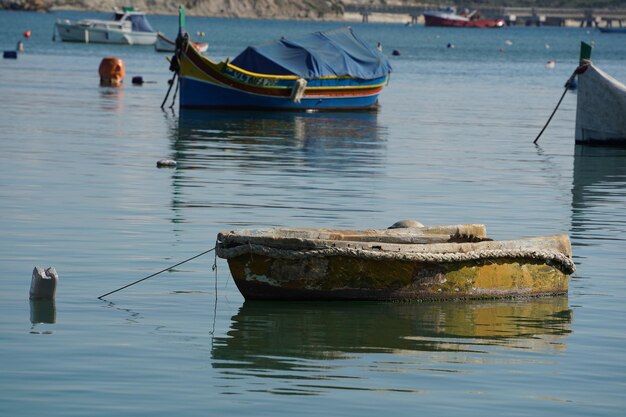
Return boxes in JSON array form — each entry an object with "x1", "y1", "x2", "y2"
[
  {"x1": 132, "y1": 76, "x2": 144, "y2": 85},
  {"x1": 447, "y1": 43, "x2": 455, "y2": 49},
  {"x1": 29, "y1": 267, "x2": 58, "y2": 300},
  {"x1": 392, "y1": 49, "x2": 400, "y2": 56},
  {"x1": 156, "y1": 159, "x2": 177, "y2": 168},
  {"x1": 388, "y1": 219, "x2": 425, "y2": 229},
  {"x1": 3, "y1": 50, "x2": 18, "y2": 59}
]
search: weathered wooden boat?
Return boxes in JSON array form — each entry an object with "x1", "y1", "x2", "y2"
[
  {"x1": 216, "y1": 223, "x2": 575, "y2": 301},
  {"x1": 170, "y1": 7, "x2": 391, "y2": 110},
  {"x1": 155, "y1": 32, "x2": 207, "y2": 53},
  {"x1": 575, "y1": 42, "x2": 626, "y2": 146},
  {"x1": 423, "y1": 8, "x2": 505, "y2": 28}
]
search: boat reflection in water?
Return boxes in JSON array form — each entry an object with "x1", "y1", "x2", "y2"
[
  {"x1": 572, "y1": 145, "x2": 626, "y2": 242},
  {"x1": 172, "y1": 109, "x2": 385, "y2": 171},
  {"x1": 166, "y1": 109, "x2": 387, "y2": 220},
  {"x1": 211, "y1": 297, "x2": 571, "y2": 393}
]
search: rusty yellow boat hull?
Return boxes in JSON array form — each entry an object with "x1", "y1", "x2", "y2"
[{"x1": 216, "y1": 224, "x2": 575, "y2": 301}]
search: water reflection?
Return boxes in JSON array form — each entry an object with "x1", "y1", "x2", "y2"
[
  {"x1": 29, "y1": 299, "x2": 56, "y2": 335},
  {"x1": 29, "y1": 299, "x2": 56, "y2": 324},
  {"x1": 211, "y1": 298, "x2": 571, "y2": 388},
  {"x1": 164, "y1": 110, "x2": 388, "y2": 223},
  {"x1": 170, "y1": 109, "x2": 386, "y2": 172},
  {"x1": 571, "y1": 145, "x2": 626, "y2": 243},
  {"x1": 98, "y1": 88, "x2": 125, "y2": 112}
]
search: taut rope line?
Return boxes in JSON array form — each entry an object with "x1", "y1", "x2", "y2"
[
  {"x1": 98, "y1": 247, "x2": 216, "y2": 299},
  {"x1": 533, "y1": 68, "x2": 579, "y2": 144}
]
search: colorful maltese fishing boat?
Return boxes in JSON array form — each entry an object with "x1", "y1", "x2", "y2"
[
  {"x1": 423, "y1": 8, "x2": 505, "y2": 28},
  {"x1": 216, "y1": 222, "x2": 575, "y2": 301},
  {"x1": 169, "y1": 7, "x2": 391, "y2": 110}
]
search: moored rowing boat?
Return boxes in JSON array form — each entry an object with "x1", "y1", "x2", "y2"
[
  {"x1": 155, "y1": 32, "x2": 207, "y2": 53},
  {"x1": 575, "y1": 42, "x2": 626, "y2": 146},
  {"x1": 216, "y1": 224, "x2": 574, "y2": 301}
]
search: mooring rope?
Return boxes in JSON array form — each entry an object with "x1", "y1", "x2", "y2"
[
  {"x1": 216, "y1": 243, "x2": 576, "y2": 275},
  {"x1": 161, "y1": 71, "x2": 177, "y2": 109},
  {"x1": 533, "y1": 68, "x2": 580, "y2": 144},
  {"x1": 98, "y1": 247, "x2": 216, "y2": 299}
]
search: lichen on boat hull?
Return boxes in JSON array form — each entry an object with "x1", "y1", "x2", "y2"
[{"x1": 225, "y1": 254, "x2": 569, "y2": 301}]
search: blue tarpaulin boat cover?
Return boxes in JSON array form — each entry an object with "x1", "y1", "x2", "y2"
[
  {"x1": 230, "y1": 27, "x2": 391, "y2": 80},
  {"x1": 129, "y1": 15, "x2": 155, "y2": 33}
]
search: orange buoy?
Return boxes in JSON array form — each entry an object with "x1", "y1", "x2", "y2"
[
  {"x1": 23, "y1": 30, "x2": 31, "y2": 38},
  {"x1": 98, "y1": 57, "x2": 125, "y2": 87}
]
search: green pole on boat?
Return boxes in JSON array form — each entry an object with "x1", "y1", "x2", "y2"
[
  {"x1": 580, "y1": 41, "x2": 592, "y2": 64},
  {"x1": 178, "y1": 5, "x2": 186, "y2": 35}
]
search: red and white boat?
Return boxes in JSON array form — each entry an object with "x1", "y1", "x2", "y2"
[
  {"x1": 423, "y1": 9, "x2": 505, "y2": 28},
  {"x1": 155, "y1": 32, "x2": 208, "y2": 53}
]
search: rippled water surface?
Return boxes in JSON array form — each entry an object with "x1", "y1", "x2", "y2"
[{"x1": 1, "y1": 10, "x2": 626, "y2": 416}]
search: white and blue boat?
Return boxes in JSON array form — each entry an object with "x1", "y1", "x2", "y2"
[{"x1": 55, "y1": 7, "x2": 157, "y2": 45}]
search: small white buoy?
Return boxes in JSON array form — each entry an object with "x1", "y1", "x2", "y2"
[
  {"x1": 156, "y1": 159, "x2": 177, "y2": 168},
  {"x1": 545, "y1": 60, "x2": 556, "y2": 69},
  {"x1": 545, "y1": 43, "x2": 550, "y2": 49},
  {"x1": 504, "y1": 40, "x2": 513, "y2": 46},
  {"x1": 388, "y1": 220, "x2": 425, "y2": 229},
  {"x1": 446, "y1": 43, "x2": 455, "y2": 49},
  {"x1": 29, "y1": 267, "x2": 58, "y2": 300}
]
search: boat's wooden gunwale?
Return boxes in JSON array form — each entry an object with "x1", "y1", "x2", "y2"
[
  {"x1": 217, "y1": 224, "x2": 488, "y2": 247},
  {"x1": 218, "y1": 234, "x2": 572, "y2": 257}
]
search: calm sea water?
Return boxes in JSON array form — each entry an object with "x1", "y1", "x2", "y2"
[{"x1": 1, "y1": 10, "x2": 626, "y2": 416}]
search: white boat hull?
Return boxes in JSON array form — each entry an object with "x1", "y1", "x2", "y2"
[
  {"x1": 155, "y1": 33, "x2": 176, "y2": 52},
  {"x1": 55, "y1": 21, "x2": 157, "y2": 45},
  {"x1": 576, "y1": 63, "x2": 626, "y2": 145}
]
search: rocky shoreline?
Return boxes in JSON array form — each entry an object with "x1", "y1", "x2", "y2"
[{"x1": 0, "y1": 0, "x2": 350, "y2": 20}]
